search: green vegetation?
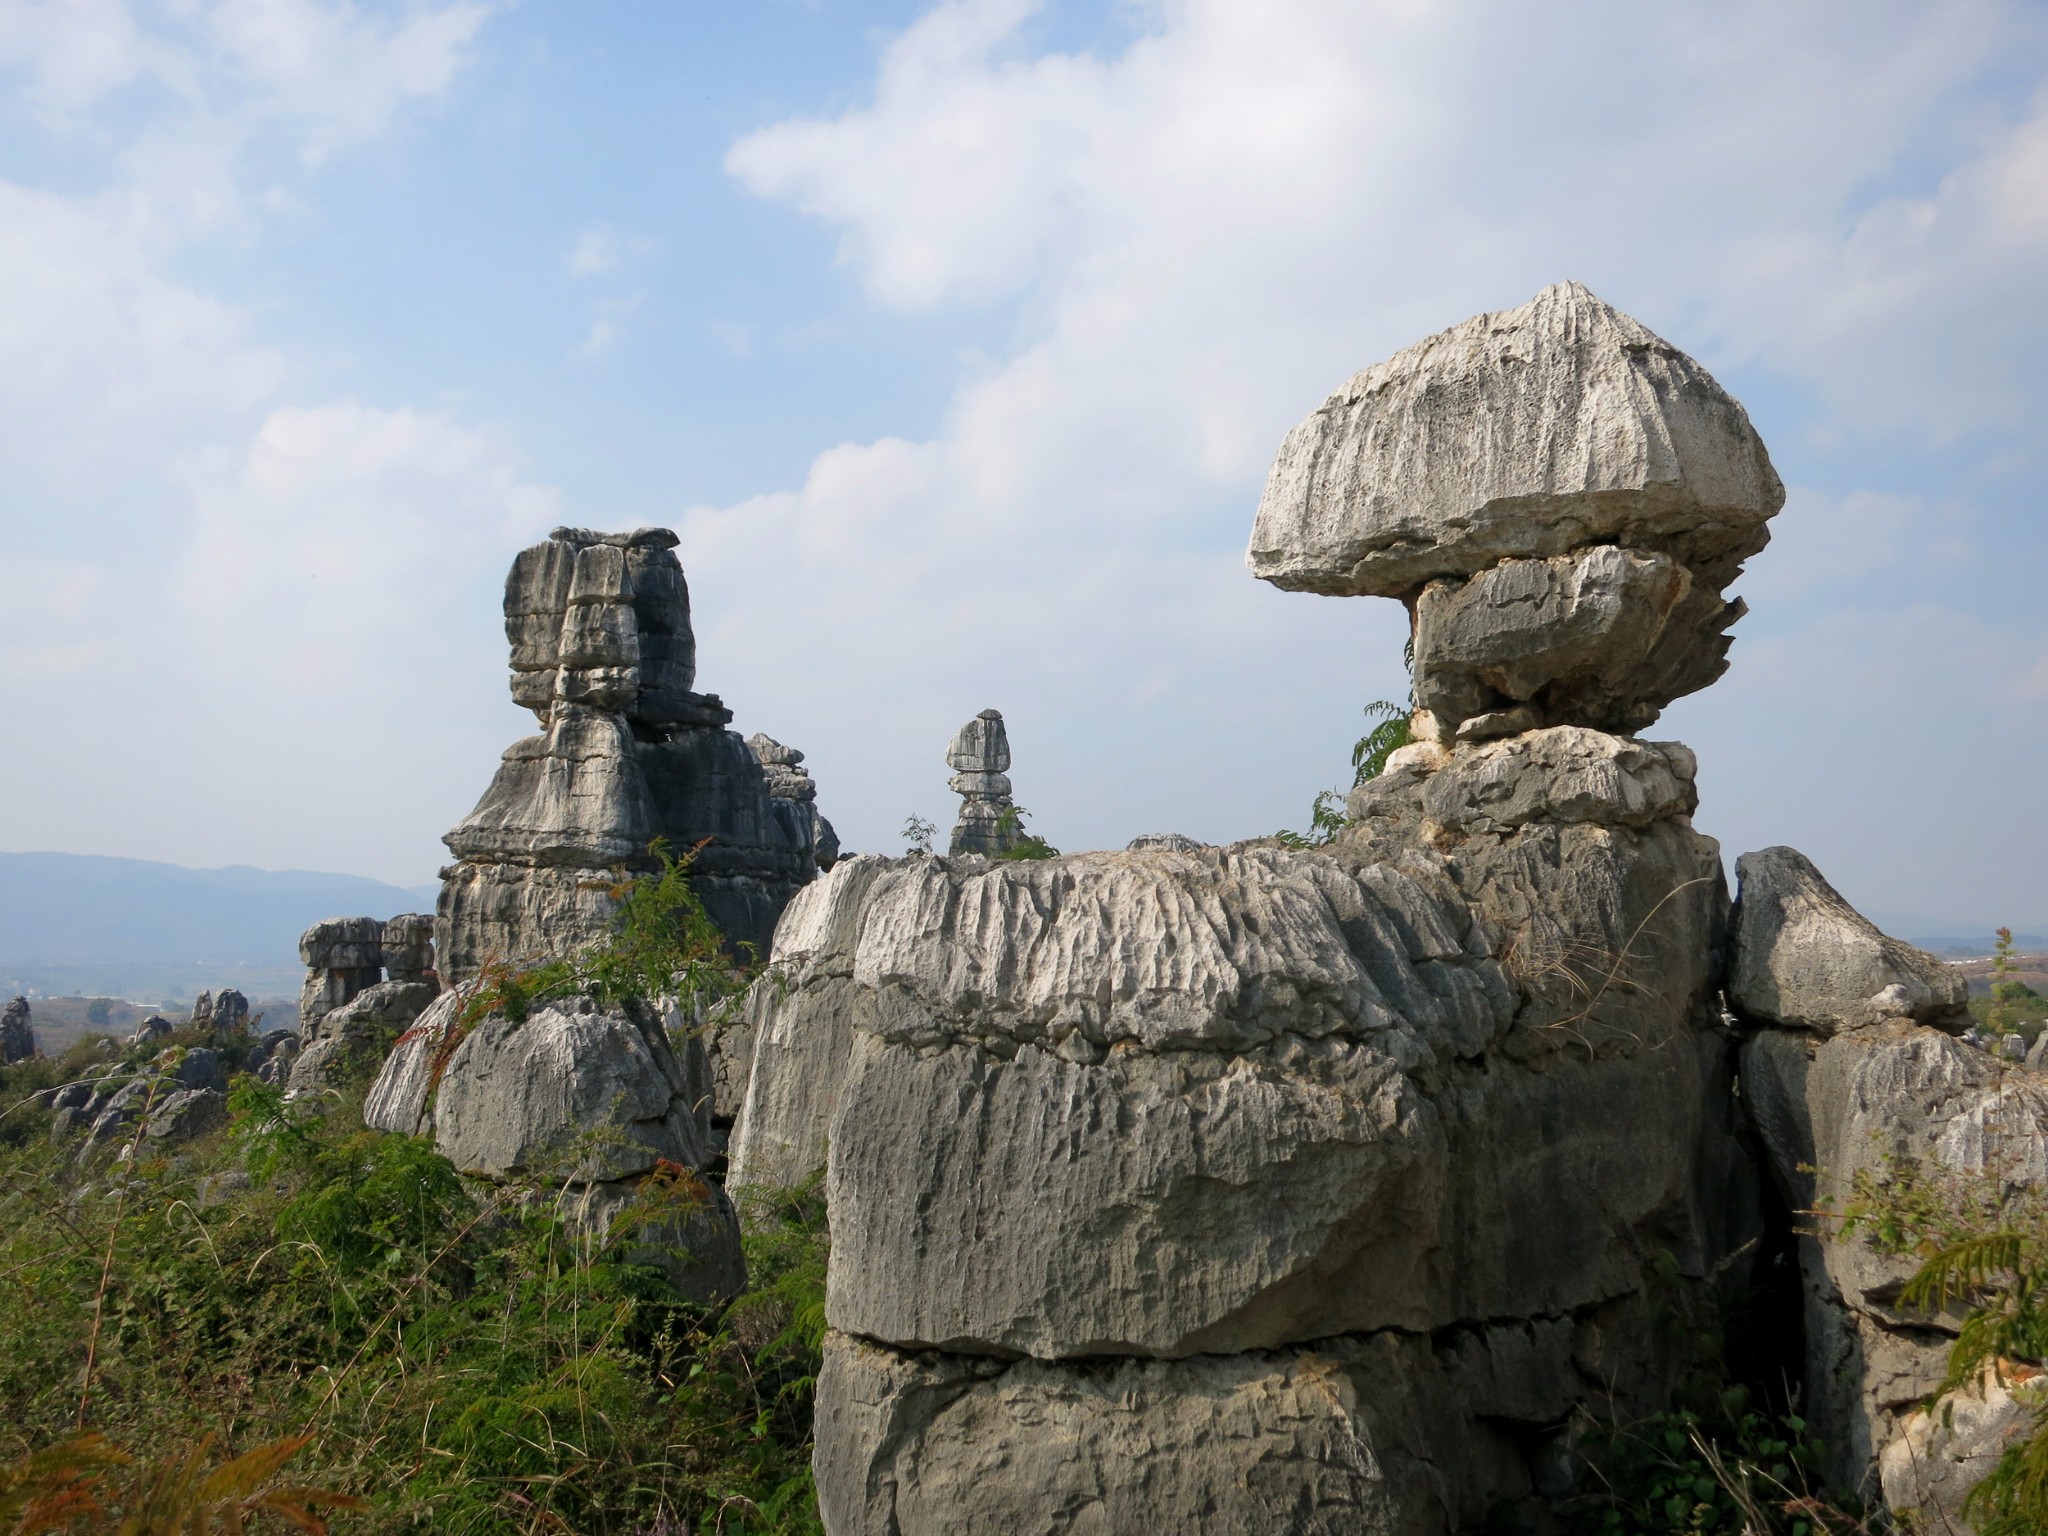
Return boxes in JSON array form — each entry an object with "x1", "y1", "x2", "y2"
[
  {"x1": 0, "y1": 855, "x2": 827, "y2": 1535},
  {"x1": 1972, "y1": 926, "x2": 2048, "y2": 1042},
  {"x1": 1566, "y1": 1397, "x2": 1845, "y2": 1536},
  {"x1": 461, "y1": 842, "x2": 754, "y2": 1029},
  {"x1": 990, "y1": 804, "x2": 1058, "y2": 861},
  {"x1": 1277, "y1": 699, "x2": 1413, "y2": 848},
  {"x1": 1842, "y1": 1145, "x2": 2048, "y2": 1534}
]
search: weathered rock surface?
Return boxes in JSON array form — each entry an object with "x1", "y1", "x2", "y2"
[
  {"x1": 299, "y1": 917, "x2": 390, "y2": 1029},
  {"x1": 1248, "y1": 283, "x2": 1782, "y2": 735},
  {"x1": 749, "y1": 732, "x2": 841, "y2": 874},
  {"x1": 288, "y1": 979, "x2": 438, "y2": 1095},
  {"x1": 1879, "y1": 1361, "x2": 2045, "y2": 1530},
  {"x1": 0, "y1": 996, "x2": 33, "y2": 1062},
  {"x1": 1730, "y1": 846, "x2": 1968, "y2": 1034},
  {"x1": 746, "y1": 720, "x2": 1747, "y2": 1530},
  {"x1": 944, "y1": 710, "x2": 1021, "y2": 858},
  {"x1": 1248, "y1": 281, "x2": 1783, "y2": 597},
  {"x1": 1412, "y1": 545, "x2": 1743, "y2": 734},
  {"x1": 1739, "y1": 1015, "x2": 2048, "y2": 1502},
  {"x1": 728, "y1": 855, "x2": 895, "y2": 1190},
  {"x1": 365, "y1": 989, "x2": 744, "y2": 1302},
  {"x1": 438, "y1": 527, "x2": 829, "y2": 977}
]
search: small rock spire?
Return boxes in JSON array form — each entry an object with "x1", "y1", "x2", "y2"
[{"x1": 946, "y1": 709, "x2": 1020, "y2": 857}]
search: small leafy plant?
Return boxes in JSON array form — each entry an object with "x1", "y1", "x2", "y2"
[
  {"x1": 1277, "y1": 699, "x2": 1413, "y2": 848},
  {"x1": 991, "y1": 805, "x2": 1057, "y2": 861}
]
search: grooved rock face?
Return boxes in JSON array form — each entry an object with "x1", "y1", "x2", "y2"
[
  {"x1": 1247, "y1": 281, "x2": 1784, "y2": 597},
  {"x1": 1729, "y1": 846, "x2": 1968, "y2": 1034}
]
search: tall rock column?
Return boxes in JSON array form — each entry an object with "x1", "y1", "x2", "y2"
[
  {"x1": 944, "y1": 709, "x2": 1019, "y2": 857},
  {"x1": 438, "y1": 527, "x2": 829, "y2": 978},
  {"x1": 754, "y1": 283, "x2": 1777, "y2": 1535}
]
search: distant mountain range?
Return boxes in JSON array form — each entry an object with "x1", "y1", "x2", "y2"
[
  {"x1": 0, "y1": 851, "x2": 438, "y2": 1005},
  {"x1": 1863, "y1": 910, "x2": 2048, "y2": 957}
]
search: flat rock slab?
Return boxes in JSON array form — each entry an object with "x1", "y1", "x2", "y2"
[{"x1": 1247, "y1": 280, "x2": 1783, "y2": 597}]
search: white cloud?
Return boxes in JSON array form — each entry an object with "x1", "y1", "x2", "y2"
[
  {"x1": 565, "y1": 224, "x2": 654, "y2": 277},
  {"x1": 578, "y1": 294, "x2": 643, "y2": 356},
  {"x1": 704, "y1": 0, "x2": 2048, "y2": 874}
]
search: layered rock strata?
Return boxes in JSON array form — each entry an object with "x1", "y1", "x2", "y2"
[
  {"x1": 944, "y1": 709, "x2": 1019, "y2": 857},
  {"x1": 289, "y1": 914, "x2": 439, "y2": 1093},
  {"x1": 748, "y1": 733, "x2": 840, "y2": 873},
  {"x1": 1248, "y1": 281, "x2": 1783, "y2": 738},
  {"x1": 365, "y1": 990, "x2": 744, "y2": 1303},
  {"x1": 438, "y1": 527, "x2": 826, "y2": 977},
  {"x1": 755, "y1": 736, "x2": 1750, "y2": 1532},
  {"x1": 1726, "y1": 847, "x2": 2018, "y2": 1512}
]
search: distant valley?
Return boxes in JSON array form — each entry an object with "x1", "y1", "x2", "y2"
[{"x1": 0, "y1": 851, "x2": 437, "y2": 1008}]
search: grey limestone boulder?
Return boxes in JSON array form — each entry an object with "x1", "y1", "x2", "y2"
[
  {"x1": 751, "y1": 720, "x2": 1749, "y2": 1530},
  {"x1": 1413, "y1": 545, "x2": 1743, "y2": 735},
  {"x1": 143, "y1": 1087, "x2": 227, "y2": 1143},
  {"x1": 1740, "y1": 1019, "x2": 2048, "y2": 1501},
  {"x1": 1729, "y1": 846, "x2": 1968, "y2": 1034},
  {"x1": 1248, "y1": 280, "x2": 1783, "y2": 597},
  {"x1": 364, "y1": 988, "x2": 744, "y2": 1303},
  {"x1": 288, "y1": 979, "x2": 438, "y2": 1095}
]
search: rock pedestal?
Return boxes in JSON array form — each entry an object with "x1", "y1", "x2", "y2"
[
  {"x1": 0, "y1": 997, "x2": 33, "y2": 1063},
  {"x1": 944, "y1": 709, "x2": 1020, "y2": 857},
  {"x1": 437, "y1": 527, "x2": 827, "y2": 978}
]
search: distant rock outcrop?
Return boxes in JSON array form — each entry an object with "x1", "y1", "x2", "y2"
[
  {"x1": 436, "y1": 527, "x2": 828, "y2": 978},
  {"x1": 0, "y1": 997, "x2": 32, "y2": 1063},
  {"x1": 944, "y1": 709, "x2": 1019, "y2": 857},
  {"x1": 747, "y1": 733, "x2": 840, "y2": 873},
  {"x1": 287, "y1": 914, "x2": 438, "y2": 1094}
]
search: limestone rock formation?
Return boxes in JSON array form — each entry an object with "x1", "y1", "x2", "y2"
[
  {"x1": 1732, "y1": 856, "x2": 2019, "y2": 1504},
  {"x1": 746, "y1": 729, "x2": 1748, "y2": 1530},
  {"x1": 209, "y1": 988, "x2": 250, "y2": 1035},
  {"x1": 438, "y1": 527, "x2": 828, "y2": 978},
  {"x1": 1248, "y1": 282, "x2": 1783, "y2": 736},
  {"x1": 364, "y1": 990, "x2": 744, "y2": 1303},
  {"x1": 286, "y1": 915, "x2": 439, "y2": 1094},
  {"x1": 727, "y1": 285, "x2": 1808, "y2": 1533},
  {"x1": 1880, "y1": 1362, "x2": 2046, "y2": 1529},
  {"x1": 288, "y1": 980, "x2": 439, "y2": 1094},
  {"x1": 944, "y1": 710, "x2": 1020, "y2": 857},
  {"x1": 299, "y1": 917, "x2": 388, "y2": 1030},
  {"x1": 748, "y1": 733, "x2": 840, "y2": 873},
  {"x1": 1729, "y1": 846, "x2": 1968, "y2": 1034},
  {"x1": 0, "y1": 997, "x2": 32, "y2": 1063}
]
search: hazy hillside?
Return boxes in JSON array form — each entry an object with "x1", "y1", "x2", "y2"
[{"x1": 0, "y1": 852, "x2": 437, "y2": 1003}]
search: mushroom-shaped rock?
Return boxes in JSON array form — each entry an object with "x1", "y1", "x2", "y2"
[
  {"x1": 1248, "y1": 282, "x2": 1784, "y2": 737},
  {"x1": 1248, "y1": 281, "x2": 1784, "y2": 597}
]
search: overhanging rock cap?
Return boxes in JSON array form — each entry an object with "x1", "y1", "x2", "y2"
[{"x1": 1246, "y1": 281, "x2": 1784, "y2": 597}]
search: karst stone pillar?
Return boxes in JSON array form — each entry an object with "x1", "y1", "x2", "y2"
[
  {"x1": 437, "y1": 526, "x2": 833, "y2": 979},
  {"x1": 756, "y1": 283, "x2": 1780, "y2": 1534}
]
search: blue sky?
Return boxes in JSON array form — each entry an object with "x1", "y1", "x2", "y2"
[{"x1": 0, "y1": 0, "x2": 2044, "y2": 931}]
